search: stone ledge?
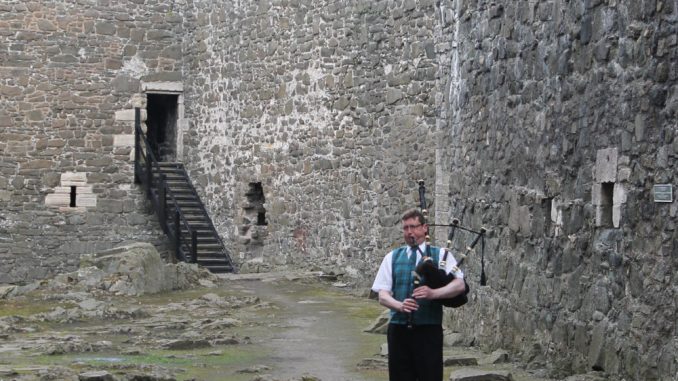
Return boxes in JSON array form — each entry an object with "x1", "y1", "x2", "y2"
[
  {"x1": 114, "y1": 134, "x2": 134, "y2": 147},
  {"x1": 141, "y1": 81, "x2": 183, "y2": 92}
]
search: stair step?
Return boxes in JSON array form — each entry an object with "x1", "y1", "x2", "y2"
[
  {"x1": 185, "y1": 223, "x2": 210, "y2": 227},
  {"x1": 199, "y1": 265, "x2": 234, "y2": 274},
  {"x1": 175, "y1": 205, "x2": 202, "y2": 211},
  {"x1": 153, "y1": 173, "x2": 185, "y2": 178},
  {"x1": 183, "y1": 219, "x2": 210, "y2": 225},
  {"x1": 179, "y1": 230, "x2": 214, "y2": 235},
  {"x1": 197, "y1": 258, "x2": 233, "y2": 265},
  {"x1": 198, "y1": 262, "x2": 232, "y2": 269},
  {"x1": 188, "y1": 236, "x2": 219, "y2": 242},
  {"x1": 169, "y1": 190, "x2": 195, "y2": 195},
  {"x1": 197, "y1": 253, "x2": 228, "y2": 258},
  {"x1": 197, "y1": 245, "x2": 223, "y2": 251},
  {"x1": 139, "y1": 152, "x2": 235, "y2": 273},
  {"x1": 180, "y1": 214, "x2": 205, "y2": 219},
  {"x1": 183, "y1": 223, "x2": 211, "y2": 229}
]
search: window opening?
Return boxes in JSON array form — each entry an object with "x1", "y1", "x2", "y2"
[
  {"x1": 600, "y1": 182, "x2": 613, "y2": 228},
  {"x1": 70, "y1": 186, "x2": 77, "y2": 207},
  {"x1": 246, "y1": 182, "x2": 268, "y2": 226}
]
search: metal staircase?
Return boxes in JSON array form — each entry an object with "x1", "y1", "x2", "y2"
[{"x1": 133, "y1": 108, "x2": 235, "y2": 273}]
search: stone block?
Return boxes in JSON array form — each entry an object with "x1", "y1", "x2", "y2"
[
  {"x1": 0, "y1": 112, "x2": 13, "y2": 127},
  {"x1": 76, "y1": 195, "x2": 97, "y2": 208},
  {"x1": 595, "y1": 148, "x2": 617, "y2": 182},
  {"x1": 126, "y1": 213, "x2": 148, "y2": 226},
  {"x1": 617, "y1": 167, "x2": 631, "y2": 182},
  {"x1": 95, "y1": 22, "x2": 116, "y2": 35},
  {"x1": 612, "y1": 184, "x2": 626, "y2": 228},
  {"x1": 97, "y1": 199, "x2": 124, "y2": 213},
  {"x1": 594, "y1": 206, "x2": 604, "y2": 228},
  {"x1": 113, "y1": 134, "x2": 135, "y2": 147},
  {"x1": 588, "y1": 320, "x2": 607, "y2": 371},
  {"x1": 78, "y1": 370, "x2": 115, "y2": 381},
  {"x1": 449, "y1": 368, "x2": 512, "y2": 381},
  {"x1": 142, "y1": 71, "x2": 182, "y2": 82},
  {"x1": 591, "y1": 183, "x2": 601, "y2": 206},
  {"x1": 482, "y1": 349, "x2": 510, "y2": 364},
  {"x1": 45, "y1": 192, "x2": 70, "y2": 207},
  {"x1": 613, "y1": 184, "x2": 626, "y2": 205},
  {"x1": 21, "y1": 159, "x2": 53, "y2": 170},
  {"x1": 656, "y1": 145, "x2": 669, "y2": 168},
  {"x1": 77, "y1": 187, "x2": 97, "y2": 208},
  {"x1": 634, "y1": 114, "x2": 645, "y2": 142},
  {"x1": 141, "y1": 81, "x2": 183, "y2": 93},
  {"x1": 385, "y1": 88, "x2": 403, "y2": 105},
  {"x1": 61, "y1": 172, "x2": 87, "y2": 186},
  {"x1": 443, "y1": 356, "x2": 479, "y2": 366},
  {"x1": 114, "y1": 109, "x2": 137, "y2": 121}
]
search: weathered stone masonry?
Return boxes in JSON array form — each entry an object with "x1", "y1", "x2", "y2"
[
  {"x1": 0, "y1": 0, "x2": 183, "y2": 281},
  {"x1": 1, "y1": 1, "x2": 676, "y2": 380},
  {"x1": 180, "y1": 0, "x2": 441, "y2": 276},
  {"x1": 433, "y1": 1, "x2": 677, "y2": 380}
]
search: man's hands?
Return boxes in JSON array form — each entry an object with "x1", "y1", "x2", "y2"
[
  {"x1": 380, "y1": 286, "x2": 442, "y2": 314},
  {"x1": 412, "y1": 285, "x2": 435, "y2": 300},
  {"x1": 401, "y1": 286, "x2": 437, "y2": 312},
  {"x1": 400, "y1": 297, "x2": 419, "y2": 313}
]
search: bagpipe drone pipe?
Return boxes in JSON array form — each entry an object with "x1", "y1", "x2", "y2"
[{"x1": 410, "y1": 179, "x2": 487, "y2": 308}]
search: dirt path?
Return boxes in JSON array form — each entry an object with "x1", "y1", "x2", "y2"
[
  {"x1": 0, "y1": 272, "x2": 389, "y2": 381},
  {"x1": 0, "y1": 272, "x2": 563, "y2": 381},
  {"x1": 235, "y1": 276, "x2": 386, "y2": 381}
]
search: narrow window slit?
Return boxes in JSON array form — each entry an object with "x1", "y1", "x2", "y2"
[
  {"x1": 246, "y1": 182, "x2": 267, "y2": 226},
  {"x1": 600, "y1": 182, "x2": 613, "y2": 228},
  {"x1": 70, "y1": 186, "x2": 77, "y2": 207}
]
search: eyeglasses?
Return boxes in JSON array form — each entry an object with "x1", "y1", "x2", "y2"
[{"x1": 402, "y1": 224, "x2": 422, "y2": 232}]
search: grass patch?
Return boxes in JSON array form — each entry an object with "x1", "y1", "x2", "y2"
[
  {"x1": 0, "y1": 299, "x2": 60, "y2": 318},
  {"x1": 21, "y1": 345, "x2": 270, "y2": 379}
]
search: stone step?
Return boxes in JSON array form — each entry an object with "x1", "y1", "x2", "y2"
[{"x1": 448, "y1": 369, "x2": 512, "y2": 381}]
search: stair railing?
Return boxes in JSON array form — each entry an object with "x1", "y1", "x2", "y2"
[
  {"x1": 170, "y1": 164, "x2": 234, "y2": 268},
  {"x1": 133, "y1": 108, "x2": 197, "y2": 263}
]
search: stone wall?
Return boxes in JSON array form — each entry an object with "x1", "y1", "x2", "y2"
[
  {"x1": 0, "y1": 0, "x2": 181, "y2": 282},
  {"x1": 434, "y1": 1, "x2": 677, "y2": 380},
  {"x1": 180, "y1": 0, "x2": 441, "y2": 275},
  {"x1": 1, "y1": 0, "x2": 676, "y2": 380}
]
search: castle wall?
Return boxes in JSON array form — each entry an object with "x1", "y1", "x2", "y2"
[
  {"x1": 180, "y1": 0, "x2": 441, "y2": 275},
  {"x1": 434, "y1": 1, "x2": 677, "y2": 379},
  {"x1": 0, "y1": 0, "x2": 182, "y2": 282},
  {"x1": 180, "y1": 1, "x2": 677, "y2": 378},
  {"x1": 0, "y1": 0, "x2": 676, "y2": 379}
]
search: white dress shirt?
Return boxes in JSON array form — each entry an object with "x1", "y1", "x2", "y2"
[{"x1": 371, "y1": 242, "x2": 464, "y2": 293}]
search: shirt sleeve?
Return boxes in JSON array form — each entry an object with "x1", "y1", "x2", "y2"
[
  {"x1": 371, "y1": 251, "x2": 394, "y2": 293},
  {"x1": 439, "y1": 248, "x2": 464, "y2": 279}
]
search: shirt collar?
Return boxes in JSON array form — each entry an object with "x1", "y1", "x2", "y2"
[{"x1": 410, "y1": 242, "x2": 426, "y2": 256}]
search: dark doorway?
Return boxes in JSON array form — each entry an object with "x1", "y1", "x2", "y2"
[
  {"x1": 146, "y1": 94, "x2": 178, "y2": 162},
  {"x1": 246, "y1": 182, "x2": 268, "y2": 226}
]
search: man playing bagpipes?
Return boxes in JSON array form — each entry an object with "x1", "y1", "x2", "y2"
[{"x1": 371, "y1": 208, "x2": 466, "y2": 381}]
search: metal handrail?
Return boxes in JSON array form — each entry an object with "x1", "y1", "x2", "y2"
[
  {"x1": 134, "y1": 109, "x2": 195, "y2": 262},
  {"x1": 170, "y1": 164, "x2": 232, "y2": 263},
  {"x1": 133, "y1": 107, "x2": 234, "y2": 270},
  {"x1": 138, "y1": 148, "x2": 196, "y2": 261}
]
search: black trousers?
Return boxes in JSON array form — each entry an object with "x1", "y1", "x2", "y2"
[{"x1": 387, "y1": 323, "x2": 443, "y2": 381}]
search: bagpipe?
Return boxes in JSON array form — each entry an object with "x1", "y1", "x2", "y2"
[{"x1": 410, "y1": 180, "x2": 487, "y2": 308}]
